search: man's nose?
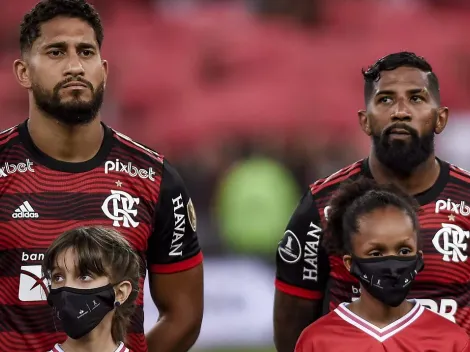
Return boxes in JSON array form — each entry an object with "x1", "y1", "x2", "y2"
[
  {"x1": 391, "y1": 99, "x2": 411, "y2": 121},
  {"x1": 63, "y1": 55, "x2": 85, "y2": 77}
]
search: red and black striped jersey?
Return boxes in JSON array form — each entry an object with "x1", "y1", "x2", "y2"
[
  {"x1": 276, "y1": 158, "x2": 470, "y2": 334},
  {"x1": 0, "y1": 121, "x2": 203, "y2": 352}
]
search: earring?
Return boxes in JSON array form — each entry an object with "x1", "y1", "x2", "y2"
[{"x1": 114, "y1": 301, "x2": 121, "y2": 307}]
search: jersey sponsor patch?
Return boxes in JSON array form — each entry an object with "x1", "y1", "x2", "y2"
[
  {"x1": 170, "y1": 194, "x2": 186, "y2": 257},
  {"x1": 19, "y1": 265, "x2": 49, "y2": 302},
  {"x1": 0, "y1": 159, "x2": 34, "y2": 178},
  {"x1": 435, "y1": 199, "x2": 470, "y2": 217},
  {"x1": 12, "y1": 200, "x2": 39, "y2": 219},
  {"x1": 104, "y1": 158, "x2": 156, "y2": 181},
  {"x1": 187, "y1": 198, "x2": 197, "y2": 232},
  {"x1": 278, "y1": 230, "x2": 302, "y2": 264}
]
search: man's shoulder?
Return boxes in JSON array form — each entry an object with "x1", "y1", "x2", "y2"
[
  {"x1": 448, "y1": 161, "x2": 470, "y2": 184},
  {"x1": 109, "y1": 127, "x2": 165, "y2": 166},
  {"x1": 0, "y1": 124, "x2": 22, "y2": 150},
  {"x1": 309, "y1": 159, "x2": 365, "y2": 197}
]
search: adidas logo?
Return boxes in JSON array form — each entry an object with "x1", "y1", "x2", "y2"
[{"x1": 12, "y1": 201, "x2": 39, "y2": 219}]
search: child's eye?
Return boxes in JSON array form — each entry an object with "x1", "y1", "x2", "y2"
[
  {"x1": 399, "y1": 248, "x2": 412, "y2": 255},
  {"x1": 368, "y1": 251, "x2": 382, "y2": 257},
  {"x1": 79, "y1": 274, "x2": 93, "y2": 281},
  {"x1": 52, "y1": 274, "x2": 63, "y2": 283}
]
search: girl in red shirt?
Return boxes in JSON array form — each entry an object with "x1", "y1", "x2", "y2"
[{"x1": 295, "y1": 178, "x2": 469, "y2": 352}]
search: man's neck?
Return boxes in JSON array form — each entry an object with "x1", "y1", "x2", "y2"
[
  {"x1": 27, "y1": 114, "x2": 104, "y2": 163},
  {"x1": 348, "y1": 291, "x2": 414, "y2": 329},
  {"x1": 368, "y1": 152, "x2": 440, "y2": 196}
]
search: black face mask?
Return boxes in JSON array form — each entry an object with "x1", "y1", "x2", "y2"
[
  {"x1": 47, "y1": 284, "x2": 116, "y2": 340},
  {"x1": 350, "y1": 254, "x2": 424, "y2": 307}
]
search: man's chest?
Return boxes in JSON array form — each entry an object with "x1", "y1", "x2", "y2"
[
  {"x1": 0, "y1": 162, "x2": 161, "y2": 251},
  {"x1": 424, "y1": 198, "x2": 470, "y2": 264},
  {"x1": 0, "y1": 163, "x2": 160, "y2": 302},
  {"x1": 0, "y1": 165, "x2": 160, "y2": 246}
]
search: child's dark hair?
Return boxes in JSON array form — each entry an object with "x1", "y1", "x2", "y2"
[
  {"x1": 20, "y1": 0, "x2": 103, "y2": 54},
  {"x1": 42, "y1": 226, "x2": 142, "y2": 343},
  {"x1": 324, "y1": 177, "x2": 420, "y2": 255}
]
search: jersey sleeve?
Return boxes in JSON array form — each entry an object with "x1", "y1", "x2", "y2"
[
  {"x1": 275, "y1": 189, "x2": 330, "y2": 299},
  {"x1": 147, "y1": 160, "x2": 203, "y2": 274}
]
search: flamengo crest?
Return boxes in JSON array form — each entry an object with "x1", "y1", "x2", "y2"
[
  {"x1": 102, "y1": 190, "x2": 140, "y2": 228},
  {"x1": 432, "y1": 223, "x2": 469, "y2": 262}
]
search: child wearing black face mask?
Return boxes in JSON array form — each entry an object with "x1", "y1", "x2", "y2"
[
  {"x1": 295, "y1": 177, "x2": 470, "y2": 352},
  {"x1": 42, "y1": 226, "x2": 141, "y2": 352}
]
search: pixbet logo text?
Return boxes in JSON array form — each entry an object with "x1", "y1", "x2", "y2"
[
  {"x1": 0, "y1": 159, "x2": 34, "y2": 178},
  {"x1": 435, "y1": 199, "x2": 470, "y2": 217},
  {"x1": 104, "y1": 159, "x2": 156, "y2": 181}
]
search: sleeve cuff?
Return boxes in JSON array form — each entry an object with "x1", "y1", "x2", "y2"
[
  {"x1": 149, "y1": 251, "x2": 203, "y2": 274},
  {"x1": 275, "y1": 278, "x2": 323, "y2": 300}
]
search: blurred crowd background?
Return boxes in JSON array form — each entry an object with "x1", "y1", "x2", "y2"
[{"x1": 2, "y1": 0, "x2": 470, "y2": 351}]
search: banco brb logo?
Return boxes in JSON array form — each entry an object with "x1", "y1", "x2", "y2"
[
  {"x1": 432, "y1": 223, "x2": 469, "y2": 262},
  {"x1": 102, "y1": 190, "x2": 140, "y2": 228}
]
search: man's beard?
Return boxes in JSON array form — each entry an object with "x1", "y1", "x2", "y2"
[
  {"x1": 32, "y1": 78, "x2": 105, "y2": 126},
  {"x1": 372, "y1": 122, "x2": 435, "y2": 178}
]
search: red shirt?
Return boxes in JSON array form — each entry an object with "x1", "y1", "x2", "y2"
[{"x1": 295, "y1": 302, "x2": 470, "y2": 352}]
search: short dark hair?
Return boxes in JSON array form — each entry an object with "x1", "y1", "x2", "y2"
[
  {"x1": 324, "y1": 177, "x2": 420, "y2": 256},
  {"x1": 20, "y1": 0, "x2": 104, "y2": 53},
  {"x1": 362, "y1": 51, "x2": 440, "y2": 105},
  {"x1": 42, "y1": 226, "x2": 142, "y2": 344}
]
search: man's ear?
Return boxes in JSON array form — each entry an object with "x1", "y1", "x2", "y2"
[
  {"x1": 343, "y1": 254, "x2": 352, "y2": 272},
  {"x1": 358, "y1": 110, "x2": 371, "y2": 136},
  {"x1": 434, "y1": 107, "x2": 448, "y2": 135},
  {"x1": 101, "y1": 59, "x2": 108, "y2": 89},
  {"x1": 13, "y1": 58, "x2": 32, "y2": 89}
]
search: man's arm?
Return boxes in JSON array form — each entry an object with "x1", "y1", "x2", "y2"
[
  {"x1": 145, "y1": 160, "x2": 203, "y2": 352},
  {"x1": 274, "y1": 291, "x2": 322, "y2": 352},
  {"x1": 273, "y1": 189, "x2": 330, "y2": 352},
  {"x1": 147, "y1": 265, "x2": 203, "y2": 352}
]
